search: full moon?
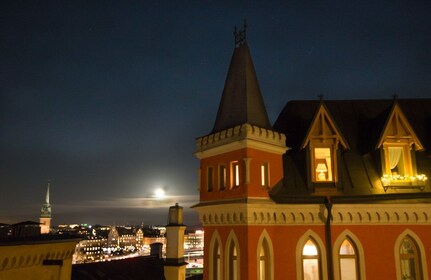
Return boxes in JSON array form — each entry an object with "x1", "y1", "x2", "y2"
[{"x1": 154, "y1": 188, "x2": 165, "y2": 199}]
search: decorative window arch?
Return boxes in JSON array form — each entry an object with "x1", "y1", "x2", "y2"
[
  {"x1": 225, "y1": 230, "x2": 240, "y2": 280},
  {"x1": 333, "y1": 230, "x2": 366, "y2": 280},
  {"x1": 257, "y1": 229, "x2": 274, "y2": 280},
  {"x1": 394, "y1": 230, "x2": 428, "y2": 280},
  {"x1": 209, "y1": 230, "x2": 222, "y2": 280},
  {"x1": 296, "y1": 230, "x2": 328, "y2": 280}
]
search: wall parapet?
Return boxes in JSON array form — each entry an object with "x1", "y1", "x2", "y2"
[{"x1": 195, "y1": 124, "x2": 287, "y2": 158}]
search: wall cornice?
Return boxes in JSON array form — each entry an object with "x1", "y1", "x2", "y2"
[
  {"x1": 194, "y1": 202, "x2": 431, "y2": 226},
  {"x1": 195, "y1": 124, "x2": 287, "y2": 159}
]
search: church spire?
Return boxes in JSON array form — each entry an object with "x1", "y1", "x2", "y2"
[
  {"x1": 45, "y1": 180, "x2": 50, "y2": 204},
  {"x1": 40, "y1": 181, "x2": 51, "y2": 218},
  {"x1": 211, "y1": 22, "x2": 271, "y2": 133},
  {"x1": 40, "y1": 180, "x2": 52, "y2": 234}
]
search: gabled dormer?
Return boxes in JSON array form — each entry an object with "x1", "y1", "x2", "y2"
[
  {"x1": 377, "y1": 101, "x2": 427, "y2": 189},
  {"x1": 301, "y1": 102, "x2": 349, "y2": 185}
]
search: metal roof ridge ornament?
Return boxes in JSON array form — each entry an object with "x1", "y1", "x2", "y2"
[{"x1": 234, "y1": 19, "x2": 247, "y2": 47}]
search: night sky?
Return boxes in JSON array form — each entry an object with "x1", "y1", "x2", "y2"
[{"x1": 1, "y1": 1, "x2": 431, "y2": 226}]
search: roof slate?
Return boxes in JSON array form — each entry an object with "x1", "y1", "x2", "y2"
[
  {"x1": 212, "y1": 42, "x2": 271, "y2": 133},
  {"x1": 271, "y1": 99, "x2": 431, "y2": 200}
]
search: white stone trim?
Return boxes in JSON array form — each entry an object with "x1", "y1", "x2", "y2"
[
  {"x1": 332, "y1": 204, "x2": 431, "y2": 225},
  {"x1": 196, "y1": 202, "x2": 431, "y2": 227},
  {"x1": 196, "y1": 201, "x2": 325, "y2": 226},
  {"x1": 195, "y1": 124, "x2": 287, "y2": 159}
]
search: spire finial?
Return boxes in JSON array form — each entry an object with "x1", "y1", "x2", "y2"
[
  {"x1": 392, "y1": 94, "x2": 399, "y2": 100},
  {"x1": 318, "y1": 94, "x2": 324, "y2": 101},
  {"x1": 46, "y1": 180, "x2": 51, "y2": 204},
  {"x1": 234, "y1": 19, "x2": 247, "y2": 47}
]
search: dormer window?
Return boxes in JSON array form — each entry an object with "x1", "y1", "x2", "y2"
[
  {"x1": 301, "y1": 102, "x2": 349, "y2": 185},
  {"x1": 314, "y1": 148, "x2": 333, "y2": 182},
  {"x1": 377, "y1": 102, "x2": 427, "y2": 190}
]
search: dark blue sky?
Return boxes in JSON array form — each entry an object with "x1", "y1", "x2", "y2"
[{"x1": 1, "y1": 1, "x2": 431, "y2": 226}]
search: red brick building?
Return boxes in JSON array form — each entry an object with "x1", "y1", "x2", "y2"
[{"x1": 193, "y1": 25, "x2": 431, "y2": 280}]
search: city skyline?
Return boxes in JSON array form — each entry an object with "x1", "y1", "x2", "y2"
[{"x1": 2, "y1": 1, "x2": 431, "y2": 225}]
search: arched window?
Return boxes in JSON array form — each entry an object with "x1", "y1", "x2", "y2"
[
  {"x1": 400, "y1": 236, "x2": 422, "y2": 280},
  {"x1": 225, "y1": 231, "x2": 240, "y2": 280},
  {"x1": 339, "y1": 238, "x2": 359, "y2": 280},
  {"x1": 259, "y1": 240, "x2": 268, "y2": 280},
  {"x1": 209, "y1": 232, "x2": 222, "y2": 280},
  {"x1": 227, "y1": 239, "x2": 239, "y2": 280},
  {"x1": 257, "y1": 231, "x2": 273, "y2": 280},
  {"x1": 302, "y1": 238, "x2": 321, "y2": 280}
]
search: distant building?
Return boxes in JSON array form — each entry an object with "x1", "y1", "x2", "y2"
[
  {"x1": 74, "y1": 236, "x2": 105, "y2": 263},
  {"x1": 39, "y1": 181, "x2": 52, "y2": 234},
  {"x1": 0, "y1": 237, "x2": 79, "y2": 280},
  {"x1": 194, "y1": 24, "x2": 431, "y2": 279}
]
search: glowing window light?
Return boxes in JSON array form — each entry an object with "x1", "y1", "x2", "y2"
[{"x1": 302, "y1": 240, "x2": 318, "y2": 256}]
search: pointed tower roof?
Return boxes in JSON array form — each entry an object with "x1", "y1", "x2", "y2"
[
  {"x1": 40, "y1": 181, "x2": 51, "y2": 218},
  {"x1": 45, "y1": 180, "x2": 50, "y2": 204},
  {"x1": 212, "y1": 23, "x2": 271, "y2": 133}
]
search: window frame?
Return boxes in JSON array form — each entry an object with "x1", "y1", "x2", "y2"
[
  {"x1": 261, "y1": 162, "x2": 270, "y2": 188},
  {"x1": 399, "y1": 236, "x2": 422, "y2": 280},
  {"x1": 333, "y1": 230, "x2": 366, "y2": 280},
  {"x1": 301, "y1": 238, "x2": 322, "y2": 280},
  {"x1": 338, "y1": 238, "x2": 359, "y2": 280},
  {"x1": 207, "y1": 166, "x2": 214, "y2": 192},
  {"x1": 310, "y1": 144, "x2": 337, "y2": 183},
  {"x1": 394, "y1": 230, "x2": 428, "y2": 280},
  {"x1": 209, "y1": 231, "x2": 222, "y2": 280},
  {"x1": 382, "y1": 141, "x2": 413, "y2": 177},
  {"x1": 230, "y1": 161, "x2": 240, "y2": 189},
  {"x1": 296, "y1": 230, "x2": 328, "y2": 280},
  {"x1": 219, "y1": 164, "x2": 227, "y2": 190},
  {"x1": 225, "y1": 230, "x2": 240, "y2": 280}
]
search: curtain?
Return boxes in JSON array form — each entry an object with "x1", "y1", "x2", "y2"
[{"x1": 388, "y1": 147, "x2": 402, "y2": 170}]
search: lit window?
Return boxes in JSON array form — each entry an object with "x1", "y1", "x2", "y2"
[
  {"x1": 227, "y1": 240, "x2": 239, "y2": 280},
  {"x1": 207, "y1": 167, "x2": 214, "y2": 192},
  {"x1": 211, "y1": 239, "x2": 221, "y2": 280},
  {"x1": 314, "y1": 148, "x2": 333, "y2": 182},
  {"x1": 388, "y1": 147, "x2": 406, "y2": 175},
  {"x1": 339, "y1": 239, "x2": 358, "y2": 280},
  {"x1": 302, "y1": 239, "x2": 321, "y2": 280},
  {"x1": 261, "y1": 163, "x2": 269, "y2": 187},
  {"x1": 258, "y1": 238, "x2": 271, "y2": 280},
  {"x1": 400, "y1": 236, "x2": 422, "y2": 280},
  {"x1": 219, "y1": 165, "x2": 227, "y2": 190},
  {"x1": 231, "y1": 161, "x2": 240, "y2": 188}
]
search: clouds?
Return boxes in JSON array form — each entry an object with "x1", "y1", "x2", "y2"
[{"x1": 52, "y1": 194, "x2": 199, "y2": 225}]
